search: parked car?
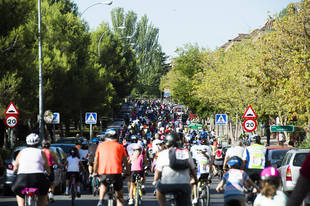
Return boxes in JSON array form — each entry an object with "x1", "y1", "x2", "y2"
[
  {"x1": 56, "y1": 137, "x2": 88, "y2": 144},
  {"x1": 266, "y1": 146, "x2": 292, "y2": 168},
  {"x1": 51, "y1": 143, "x2": 76, "y2": 156},
  {"x1": 278, "y1": 148, "x2": 310, "y2": 194}
]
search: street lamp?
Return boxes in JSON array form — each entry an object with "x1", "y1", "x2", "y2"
[
  {"x1": 80, "y1": 1, "x2": 113, "y2": 16},
  {"x1": 98, "y1": 26, "x2": 126, "y2": 56}
]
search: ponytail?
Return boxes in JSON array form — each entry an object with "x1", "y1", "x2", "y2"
[{"x1": 261, "y1": 180, "x2": 279, "y2": 199}]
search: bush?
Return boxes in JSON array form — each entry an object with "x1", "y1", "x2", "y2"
[{"x1": 299, "y1": 137, "x2": 310, "y2": 149}]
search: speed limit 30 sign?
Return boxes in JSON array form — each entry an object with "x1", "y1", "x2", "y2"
[
  {"x1": 5, "y1": 115, "x2": 18, "y2": 128},
  {"x1": 243, "y1": 118, "x2": 257, "y2": 132}
]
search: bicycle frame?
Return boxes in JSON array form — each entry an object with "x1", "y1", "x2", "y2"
[
  {"x1": 133, "y1": 174, "x2": 142, "y2": 206},
  {"x1": 106, "y1": 178, "x2": 116, "y2": 206},
  {"x1": 22, "y1": 188, "x2": 39, "y2": 206},
  {"x1": 70, "y1": 174, "x2": 76, "y2": 206},
  {"x1": 197, "y1": 178, "x2": 210, "y2": 206}
]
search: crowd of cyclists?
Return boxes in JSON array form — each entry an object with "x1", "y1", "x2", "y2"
[{"x1": 10, "y1": 99, "x2": 310, "y2": 206}]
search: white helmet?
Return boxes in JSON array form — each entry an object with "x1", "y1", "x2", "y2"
[
  {"x1": 132, "y1": 143, "x2": 142, "y2": 150},
  {"x1": 26, "y1": 133, "x2": 40, "y2": 146}
]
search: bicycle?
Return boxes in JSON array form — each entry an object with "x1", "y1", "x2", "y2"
[
  {"x1": 197, "y1": 177, "x2": 210, "y2": 206},
  {"x1": 69, "y1": 174, "x2": 77, "y2": 206},
  {"x1": 133, "y1": 173, "x2": 143, "y2": 206},
  {"x1": 105, "y1": 177, "x2": 117, "y2": 206},
  {"x1": 21, "y1": 187, "x2": 39, "y2": 206},
  {"x1": 91, "y1": 175, "x2": 100, "y2": 196}
]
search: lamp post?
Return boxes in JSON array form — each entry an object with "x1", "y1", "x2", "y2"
[
  {"x1": 98, "y1": 27, "x2": 127, "y2": 57},
  {"x1": 80, "y1": 1, "x2": 113, "y2": 16},
  {"x1": 38, "y1": 0, "x2": 44, "y2": 139}
]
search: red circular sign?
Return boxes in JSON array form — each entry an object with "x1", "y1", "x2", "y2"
[
  {"x1": 243, "y1": 118, "x2": 257, "y2": 132},
  {"x1": 5, "y1": 115, "x2": 18, "y2": 128}
]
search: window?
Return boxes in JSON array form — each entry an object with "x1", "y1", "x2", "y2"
[
  {"x1": 293, "y1": 153, "x2": 308, "y2": 167},
  {"x1": 281, "y1": 152, "x2": 292, "y2": 166}
]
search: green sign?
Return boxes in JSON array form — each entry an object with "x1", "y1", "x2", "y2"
[{"x1": 270, "y1": 125, "x2": 294, "y2": 132}]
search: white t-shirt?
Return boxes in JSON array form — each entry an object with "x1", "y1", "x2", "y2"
[
  {"x1": 67, "y1": 156, "x2": 80, "y2": 172},
  {"x1": 254, "y1": 190, "x2": 287, "y2": 206},
  {"x1": 156, "y1": 149, "x2": 195, "y2": 184},
  {"x1": 222, "y1": 168, "x2": 249, "y2": 198},
  {"x1": 242, "y1": 144, "x2": 267, "y2": 169},
  {"x1": 18, "y1": 147, "x2": 45, "y2": 174},
  {"x1": 225, "y1": 146, "x2": 245, "y2": 160}
]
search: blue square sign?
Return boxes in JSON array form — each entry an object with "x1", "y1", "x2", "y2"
[
  {"x1": 85, "y1": 112, "x2": 97, "y2": 124},
  {"x1": 216, "y1": 114, "x2": 227, "y2": 125}
]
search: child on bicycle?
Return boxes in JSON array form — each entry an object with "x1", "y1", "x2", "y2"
[
  {"x1": 254, "y1": 167, "x2": 287, "y2": 206},
  {"x1": 64, "y1": 148, "x2": 84, "y2": 197},
  {"x1": 216, "y1": 156, "x2": 259, "y2": 206},
  {"x1": 128, "y1": 143, "x2": 146, "y2": 205}
]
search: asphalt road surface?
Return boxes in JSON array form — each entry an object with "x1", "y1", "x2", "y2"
[{"x1": 0, "y1": 174, "x2": 224, "y2": 206}]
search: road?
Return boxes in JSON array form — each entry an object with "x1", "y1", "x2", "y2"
[{"x1": 0, "y1": 174, "x2": 224, "y2": 206}]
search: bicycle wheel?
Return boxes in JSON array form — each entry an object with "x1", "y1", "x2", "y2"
[
  {"x1": 200, "y1": 185, "x2": 210, "y2": 206},
  {"x1": 71, "y1": 185, "x2": 76, "y2": 206},
  {"x1": 134, "y1": 183, "x2": 140, "y2": 206}
]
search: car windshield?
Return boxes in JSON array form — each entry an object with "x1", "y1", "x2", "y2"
[
  {"x1": 271, "y1": 150, "x2": 289, "y2": 160},
  {"x1": 293, "y1": 153, "x2": 308, "y2": 166}
]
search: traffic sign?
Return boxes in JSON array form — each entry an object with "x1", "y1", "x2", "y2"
[
  {"x1": 216, "y1": 114, "x2": 227, "y2": 125},
  {"x1": 4, "y1": 102, "x2": 19, "y2": 115},
  {"x1": 51, "y1": 113, "x2": 60, "y2": 124},
  {"x1": 242, "y1": 105, "x2": 257, "y2": 119},
  {"x1": 5, "y1": 115, "x2": 18, "y2": 128},
  {"x1": 243, "y1": 118, "x2": 257, "y2": 132},
  {"x1": 85, "y1": 112, "x2": 97, "y2": 124},
  {"x1": 270, "y1": 125, "x2": 294, "y2": 132}
]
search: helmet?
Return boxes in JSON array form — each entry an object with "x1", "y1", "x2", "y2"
[
  {"x1": 260, "y1": 167, "x2": 280, "y2": 181},
  {"x1": 165, "y1": 132, "x2": 180, "y2": 147},
  {"x1": 132, "y1": 143, "x2": 142, "y2": 150},
  {"x1": 26, "y1": 133, "x2": 40, "y2": 146},
  {"x1": 92, "y1": 138, "x2": 99, "y2": 143},
  {"x1": 70, "y1": 148, "x2": 78, "y2": 157},
  {"x1": 42, "y1": 139, "x2": 50, "y2": 148},
  {"x1": 252, "y1": 135, "x2": 261, "y2": 144},
  {"x1": 227, "y1": 156, "x2": 242, "y2": 168},
  {"x1": 107, "y1": 130, "x2": 117, "y2": 139}
]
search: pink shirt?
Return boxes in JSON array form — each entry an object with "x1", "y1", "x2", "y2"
[
  {"x1": 42, "y1": 148, "x2": 53, "y2": 166},
  {"x1": 131, "y1": 154, "x2": 143, "y2": 171}
]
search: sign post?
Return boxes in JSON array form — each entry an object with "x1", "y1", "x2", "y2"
[
  {"x1": 85, "y1": 112, "x2": 97, "y2": 140},
  {"x1": 242, "y1": 105, "x2": 257, "y2": 133},
  {"x1": 4, "y1": 102, "x2": 19, "y2": 148}
]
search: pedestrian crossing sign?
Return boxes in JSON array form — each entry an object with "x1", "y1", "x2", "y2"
[
  {"x1": 85, "y1": 112, "x2": 97, "y2": 124},
  {"x1": 216, "y1": 114, "x2": 227, "y2": 125}
]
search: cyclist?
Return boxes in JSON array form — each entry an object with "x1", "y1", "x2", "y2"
[
  {"x1": 64, "y1": 148, "x2": 84, "y2": 197},
  {"x1": 41, "y1": 139, "x2": 59, "y2": 203},
  {"x1": 128, "y1": 143, "x2": 146, "y2": 205},
  {"x1": 216, "y1": 156, "x2": 259, "y2": 206},
  {"x1": 88, "y1": 138, "x2": 99, "y2": 177},
  {"x1": 223, "y1": 141, "x2": 245, "y2": 171},
  {"x1": 192, "y1": 139, "x2": 213, "y2": 204},
  {"x1": 153, "y1": 132, "x2": 197, "y2": 206},
  {"x1": 254, "y1": 167, "x2": 287, "y2": 206},
  {"x1": 12, "y1": 133, "x2": 51, "y2": 206},
  {"x1": 93, "y1": 130, "x2": 129, "y2": 206},
  {"x1": 213, "y1": 143, "x2": 224, "y2": 176},
  {"x1": 242, "y1": 136, "x2": 267, "y2": 183}
]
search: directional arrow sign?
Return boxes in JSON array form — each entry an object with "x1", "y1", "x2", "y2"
[
  {"x1": 4, "y1": 102, "x2": 19, "y2": 115},
  {"x1": 242, "y1": 105, "x2": 257, "y2": 119}
]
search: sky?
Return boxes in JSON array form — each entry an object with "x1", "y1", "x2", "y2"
[{"x1": 72, "y1": 0, "x2": 299, "y2": 58}]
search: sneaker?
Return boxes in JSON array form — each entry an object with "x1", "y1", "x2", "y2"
[
  {"x1": 141, "y1": 185, "x2": 146, "y2": 195},
  {"x1": 192, "y1": 198, "x2": 198, "y2": 204},
  {"x1": 77, "y1": 191, "x2": 81, "y2": 198},
  {"x1": 48, "y1": 193, "x2": 55, "y2": 203},
  {"x1": 64, "y1": 190, "x2": 69, "y2": 196},
  {"x1": 97, "y1": 201, "x2": 103, "y2": 206},
  {"x1": 128, "y1": 199, "x2": 134, "y2": 205}
]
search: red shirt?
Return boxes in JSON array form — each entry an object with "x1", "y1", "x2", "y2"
[{"x1": 96, "y1": 140, "x2": 127, "y2": 175}]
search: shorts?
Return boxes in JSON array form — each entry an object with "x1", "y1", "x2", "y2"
[
  {"x1": 156, "y1": 182, "x2": 191, "y2": 206},
  {"x1": 11, "y1": 173, "x2": 50, "y2": 197},
  {"x1": 245, "y1": 169, "x2": 262, "y2": 183},
  {"x1": 99, "y1": 174, "x2": 123, "y2": 191},
  {"x1": 214, "y1": 159, "x2": 224, "y2": 166},
  {"x1": 198, "y1": 173, "x2": 209, "y2": 181},
  {"x1": 224, "y1": 195, "x2": 245, "y2": 206},
  {"x1": 130, "y1": 171, "x2": 144, "y2": 183},
  {"x1": 66, "y1": 172, "x2": 80, "y2": 182}
]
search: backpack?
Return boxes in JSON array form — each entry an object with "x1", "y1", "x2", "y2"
[
  {"x1": 215, "y1": 149, "x2": 223, "y2": 160},
  {"x1": 169, "y1": 148, "x2": 190, "y2": 170}
]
